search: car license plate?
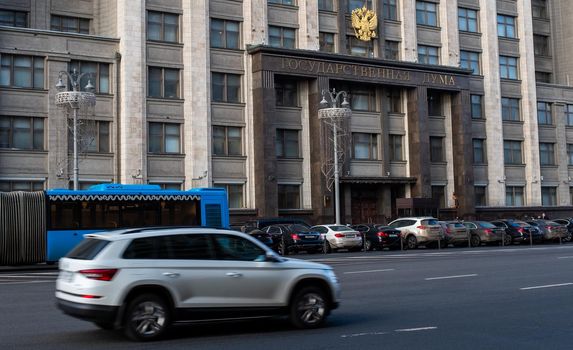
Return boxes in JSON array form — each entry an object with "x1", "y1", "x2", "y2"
[
  {"x1": 59, "y1": 271, "x2": 73, "y2": 282},
  {"x1": 346, "y1": 234, "x2": 356, "y2": 238},
  {"x1": 303, "y1": 235, "x2": 315, "y2": 239},
  {"x1": 389, "y1": 234, "x2": 397, "y2": 238}
]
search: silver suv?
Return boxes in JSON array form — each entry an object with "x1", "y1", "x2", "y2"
[
  {"x1": 56, "y1": 227, "x2": 340, "y2": 341},
  {"x1": 388, "y1": 217, "x2": 443, "y2": 249}
]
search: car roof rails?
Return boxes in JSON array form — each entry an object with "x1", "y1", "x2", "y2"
[{"x1": 117, "y1": 226, "x2": 227, "y2": 235}]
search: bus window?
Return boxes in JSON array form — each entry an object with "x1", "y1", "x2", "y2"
[
  {"x1": 50, "y1": 202, "x2": 78, "y2": 230},
  {"x1": 121, "y1": 202, "x2": 143, "y2": 227},
  {"x1": 143, "y1": 202, "x2": 161, "y2": 226}
]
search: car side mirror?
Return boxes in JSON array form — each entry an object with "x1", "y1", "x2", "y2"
[{"x1": 265, "y1": 251, "x2": 282, "y2": 263}]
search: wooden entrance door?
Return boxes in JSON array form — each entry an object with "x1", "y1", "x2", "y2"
[{"x1": 351, "y1": 198, "x2": 377, "y2": 224}]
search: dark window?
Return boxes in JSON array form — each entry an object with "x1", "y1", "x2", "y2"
[
  {"x1": 50, "y1": 15, "x2": 89, "y2": 34},
  {"x1": 502, "y1": 97, "x2": 520, "y2": 121},
  {"x1": 499, "y1": 56, "x2": 518, "y2": 79},
  {"x1": 67, "y1": 120, "x2": 110, "y2": 153},
  {"x1": 389, "y1": 134, "x2": 403, "y2": 161},
  {"x1": 213, "y1": 125, "x2": 242, "y2": 156},
  {"x1": 276, "y1": 129, "x2": 300, "y2": 158},
  {"x1": 166, "y1": 234, "x2": 215, "y2": 259},
  {"x1": 566, "y1": 105, "x2": 573, "y2": 126},
  {"x1": 532, "y1": 0, "x2": 547, "y2": 19},
  {"x1": 387, "y1": 90, "x2": 401, "y2": 113},
  {"x1": 275, "y1": 78, "x2": 298, "y2": 107},
  {"x1": 542, "y1": 187, "x2": 557, "y2": 206},
  {"x1": 497, "y1": 14, "x2": 516, "y2": 38},
  {"x1": 475, "y1": 186, "x2": 486, "y2": 206},
  {"x1": 278, "y1": 184, "x2": 301, "y2": 209},
  {"x1": 213, "y1": 234, "x2": 266, "y2": 261},
  {"x1": 534, "y1": 35, "x2": 550, "y2": 56},
  {"x1": 430, "y1": 137, "x2": 444, "y2": 162},
  {"x1": 539, "y1": 143, "x2": 555, "y2": 165},
  {"x1": 383, "y1": 0, "x2": 398, "y2": 20},
  {"x1": 148, "y1": 67, "x2": 180, "y2": 98},
  {"x1": 147, "y1": 11, "x2": 179, "y2": 42},
  {"x1": 431, "y1": 186, "x2": 445, "y2": 207},
  {"x1": 458, "y1": 8, "x2": 478, "y2": 32},
  {"x1": 473, "y1": 138, "x2": 486, "y2": 164},
  {"x1": 269, "y1": 26, "x2": 296, "y2": 48},
  {"x1": 318, "y1": 0, "x2": 335, "y2": 11},
  {"x1": 535, "y1": 71, "x2": 552, "y2": 83},
  {"x1": 348, "y1": 0, "x2": 372, "y2": 12},
  {"x1": 0, "y1": 116, "x2": 44, "y2": 150},
  {"x1": 0, "y1": 10, "x2": 28, "y2": 27},
  {"x1": 352, "y1": 133, "x2": 378, "y2": 160},
  {"x1": 0, "y1": 180, "x2": 44, "y2": 192},
  {"x1": 537, "y1": 102, "x2": 552, "y2": 125},
  {"x1": 350, "y1": 87, "x2": 376, "y2": 111},
  {"x1": 148, "y1": 183, "x2": 182, "y2": 190},
  {"x1": 504, "y1": 140, "x2": 522, "y2": 165},
  {"x1": 66, "y1": 238, "x2": 109, "y2": 260},
  {"x1": 0, "y1": 54, "x2": 44, "y2": 89},
  {"x1": 319, "y1": 32, "x2": 335, "y2": 53},
  {"x1": 214, "y1": 183, "x2": 244, "y2": 209},
  {"x1": 471, "y1": 95, "x2": 483, "y2": 119},
  {"x1": 122, "y1": 237, "x2": 156, "y2": 259},
  {"x1": 148, "y1": 122, "x2": 181, "y2": 154},
  {"x1": 506, "y1": 186, "x2": 524, "y2": 206},
  {"x1": 418, "y1": 45, "x2": 439, "y2": 65},
  {"x1": 212, "y1": 72, "x2": 241, "y2": 103},
  {"x1": 210, "y1": 18, "x2": 240, "y2": 49},
  {"x1": 269, "y1": 0, "x2": 295, "y2": 5},
  {"x1": 460, "y1": 51, "x2": 481, "y2": 75},
  {"x1": 428, "y1": 91, "x2": 442, "y2": 116},
  {"x1": 567, "y1": 144, "x2": 573, "y2": 165},
  {"x1": 385, "y1": 41, "x2": 400, "y2": 60},
  {"x1": 416, "y1": 1, "x2": 438, "y2": 26},
  {"x1": 69, "y1": 60, "x2": 110, "y2": 94},
  {"x1": 347, "y1": 36, "x2": 373, "y2": 57}
]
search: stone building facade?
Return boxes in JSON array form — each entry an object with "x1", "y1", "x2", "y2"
[{"x1": 1, "y1": 0, "x2": 573, "y2": 224}]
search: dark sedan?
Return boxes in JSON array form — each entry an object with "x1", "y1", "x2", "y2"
[
  {"x1": 263, "y1": 224, "x2": 324, "y2": 255},
  {"x1": 247, "y1": 229, "x2": 274, "y2": 248},
  {"x1": 490, "y1": 219, "x2": 533, "y2": 245},
  {"x1": 526, "y1": 219, "x2": 568, "y2": 242},
  {"x1": 351, "y1": 224, "x2": 402, "y2": 251}
]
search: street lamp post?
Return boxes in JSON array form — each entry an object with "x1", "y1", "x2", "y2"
[
  {"x1": 319, "y1": 89, "x2": 351, "y2": 225},
  {"x1": 55, "y1": 69, "x2": 96, "y2": 190}
]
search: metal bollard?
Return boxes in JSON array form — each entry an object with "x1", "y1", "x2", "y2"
[
  {"x1": 468, "y1": 232, "x2": 471, "y2": 248},
  {"x1": 530, "y1": 230, "x2": 533, "y2": 247}
]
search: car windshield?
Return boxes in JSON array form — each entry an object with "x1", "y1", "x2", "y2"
[
  {"x1": 290, "y1": 224, "x2": 311, "y2": 233},
  {"x1": 422, "y1": 219, "x2": 439, "y2": 225},
  {"x1": 477, "y1": 221, "x2": 496, "y2": 228},
  {"x1": 329, "y1": 225, "x2": 354, "y2": 231}
]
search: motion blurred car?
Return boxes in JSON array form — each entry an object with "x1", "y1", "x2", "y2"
[
  {"x1": 439, "y1": 221, "x2": 469, "y2": 247},
  {"x1": 462, "y1": 221, "x2": 505, "y2": 247},
  {"x1": 552, "y1": 219, "x2": 573, "y2": 242},
  {"x1": 490, "y1": 219, "x2": 533, "y2": 245},
  {"x1": 351, "y1": 224, "x2": 402, "y2": 251},
  {"x1": 262, "y1": 224, "x2": 323, "y2": 255},
  {"x1": 387, "y1": 217, "x2": 443, "y2": 249},
  {"x1": 310, "y1": 224, "x2": 363, "y2": 253},
  {"x1": 526, "y1": 219, "x2": 568, "y2": 242}
]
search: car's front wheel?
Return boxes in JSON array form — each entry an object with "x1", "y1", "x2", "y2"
[
  {"x1": 289, "y1": 286, "x2": 329, "y2": 329},
  {"x1": 124, "y1": 294, "x2": 171, "y2": 341}
]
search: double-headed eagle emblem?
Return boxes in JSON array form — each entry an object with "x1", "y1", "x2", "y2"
[{"x1": 351, "y1": 6, "x2": 378, "y2": 42}]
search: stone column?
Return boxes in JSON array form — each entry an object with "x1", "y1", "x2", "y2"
[
  {"x1": 554, "y1": 103, "x2": 570, "y2": 204},
  {"x1": 439, "y1": 0, "x2": 459, "y2": 67},
  {"x1": 300, "y1": 81, "x2": 313, "y2": 209},
  {"x1": 338, "y1": 0, "x2": 349, "y2": 54},
  {"x1": 407, "y1": 86, "x2": 431, "y2": 197},
  {"x1": 299, "y1": 0, "x2": 319, "y2": 50},
  {"x1": 400, "y1": 0, "x2": 418, "y2": 62}
]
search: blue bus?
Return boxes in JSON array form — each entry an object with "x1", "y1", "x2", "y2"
[{"x1": 0, "y1": 184, "x2": 229, "y2": 265}]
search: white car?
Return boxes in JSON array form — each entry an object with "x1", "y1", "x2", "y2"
[
  {"x1": 56, "y1": 227, "x2": 340, "y2": 341},
  {"x1": 310, "y1": 224, "x2": 363, "y2": 253},
  {"x1": 387, "y1": 217, "x2": 443, "y2": 249}
]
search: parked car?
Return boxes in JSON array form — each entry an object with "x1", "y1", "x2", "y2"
[
  {"x1": 310, "y1": 225, "x2": 363, "y2": 253},
  {"x1": 247, "y1": 229, "x2": 274, "y2": 248},
  {"x1": 262, "y1": 224, "x2": 324, "y2": 255},
  {"x1": 387, "y1": 217, "x2": 443, "y2": 249},
  {"x1": 439, "y1": 221, "x2": 469, "y2": 247},
  {"x1": 526, "y1": 219, "x2": 568, "y2": 242},
  {"x1": 242, "y1": 217, "x2": 310, "y2": 232},
  {"x1": 551, "y1": 219, "x2": 573, "y2": 242},
  {"x1": 462, "y1": 221, "x2": 505, "y2": 247},
  {"x1": 56, "y1": 227, "x2": 340, "y2": 341},
  {"x1": 351, "y1": 224, "x2": 402, "y2": 251},
  {"x1": 490, "y1": 219, "x2": 533, "y2": 245},
  {"x1": 526, "y1": 225, "x2": 546, "y2": 243}
]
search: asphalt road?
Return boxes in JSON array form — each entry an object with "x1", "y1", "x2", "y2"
[{"x1": 2, "y1": 244, "x2": 573, "y2": 349}]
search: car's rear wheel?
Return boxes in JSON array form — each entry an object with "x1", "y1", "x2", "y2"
[
  {"x1": 278, "y1": 239, "x2": 289, "y2": 256},
  {"x1": 324, "y1": 241, "x2": 333, "y2": 254},
  {"x1": 470, "y1": 234, "x2": 481, "y2": 247},
  {"x1": 406, "y1": 235, "x2": 417, "y2": 249},
  {"x1": 124, "y1": 294, "x2": 170, "y2": 341},
  {"x1": 503, "y1": 233, "x2": 512, "y2": 246},
  {"x1": 364, "y1": 239, "x2": 373, "y2": 251},
  {"x1": 289, "y1": 286, "x2": 329, "y2": 329}
]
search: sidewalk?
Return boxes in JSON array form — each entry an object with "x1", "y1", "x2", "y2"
[{"x1": 0, "y1": 263, "x2": 58, "y2": 272}]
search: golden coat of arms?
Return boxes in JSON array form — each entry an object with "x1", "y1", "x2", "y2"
[{"x1": 351, "y1": 6, "x2": 378, "y2": 41}]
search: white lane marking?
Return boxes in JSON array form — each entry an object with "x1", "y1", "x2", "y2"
[
  {"x1": 425, "y1": 274, "x2": 478, "y2": 281},
  {"x1": 557, "y1": 256, "x2": 573, "y2": 259},
  {"x1": 341, "y1": 331, "x2": 388, "y2": 338},
  {"x1": 0, "y1": 281, "x2": 54, "y2": 285},
  {"x1": 344, "y1": 269, "x2": 395, "y2": 274},
  {"x1": 520, "y1": 283, "x2": 573, "y2": 290},
  {"x1": 395, "y1": 327, "x2": 438, "y2": 332}
]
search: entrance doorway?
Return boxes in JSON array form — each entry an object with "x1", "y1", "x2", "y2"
[{"x1": 351, "y1": 198, "x2": 377, "y2": 223}]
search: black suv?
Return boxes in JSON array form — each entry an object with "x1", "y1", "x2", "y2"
[
  {"x1": 263, "y1": 224, "x2": 324, "y2": 255},
  {"x1": 490, "y1": 219, "x2": 534, "y2": 245}
]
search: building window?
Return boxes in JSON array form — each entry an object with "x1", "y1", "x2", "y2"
[
  {"x1": 383, "y1": 0, "x2": 398, "y2": 20},
  {"x1": 458, "y1": 8, "x2": 478, "y2": 33},
  {"x1": 471, "y1": 95, "x2": 483, "y2": 119},
  {"x1": 534, "y1": 35, "x2": 550, "y2": 56},
  {"x1": 428, "y1": 91, "x2": 442, "y2": 116},
  {"x1": 537, "y1": 102, "x2": 552, "y2": 125},
  {"x1": 148, "y1": 122, "x2": 180, "y2": 154},
  {"x1": 499, "y1": 56, "x2": 518, "y2": 79},
  {"x1": 275, "y1": 129, "x2": 299, "y2": 158},
  {"x1": 0, "y1": 116, "x2": 44, "y2": 150},
  {"x1": 541, "y1": 187, "x2": 557, "y2": 206},
  {"x1": 501, "y1": 97, "x2": 520, "y2": 121},
  {"x1": 352, "y1": 133, "x2": 378, "y2": 160},
  {"x1": 384, "y1": 41, "x2": 400, "y2": 60},
  {"x1": 0, "y1": 54, "x2": 44, "y2": 89},
  {"x1": 215, "y1": 183, "x2": 244, "y2": 208},
  {"x1": 473, "y1": 139, "x2": 486, "y2": 164},
  {"x1": 460, "y1": 51, "x2": 481, "y2": 75},
  {"x1": 0, "y1": 180, "x2": 44, "y2": 192},
  {"x1": 150, "y1": 182, "x2": 181, "y2": 190},
  {"x1": 532, "y1": 0, "x2": 547, "y2": 19},
  {"x1": 212, "y1": 126, "x2": 242, "y2": 156},
  {"x1": 350, "y1": 87, "x2": 376, "y2": 111},
  {"x1": 506, "y1": 186, "x2": 524, "y2": 206},
  {"x1": 319, "y1": 32, "x2": 335, "y2": 53},
  {"x1": 210, "y1": 19, "x2": 240, "y2": 49},
  {"x1": 567, "y1": 144, "x2": 573, "y2": 165},
  {"x1": 212, "y1": 73, "x2": 241, "y2": 103},
  {"x1": 430, "y1": 136, "x2": 444, "y2": 162},
  {"x1": 148, "y1": 67, "x2": 179, "y2": 98},
  {"x1": 418, "y1": 45, "x2": 439, "y2": 65},
  {"x1": 497, "y1": 15, "x2": 516, "y2": 38},
  {"x1": 318, "y1": 0, "x2": 335, "y2": 11},
  {"x1": 69, "y1": 61, "x2": 109, "y2": 94},
  {"x1": 504, "y1": 140, "x2": 522, "y2": 165},
  {"x1": 431, "y1": 185, "x2": 445, "y2": 208},
  {"x1": 50, "y1": 15, "x2": 89, "y2": 34},
  {"x1": 535, "y1": 71, "x2": 552, "y2": 83},
  {"x1": 348, "y1": 0, "x2": 372, "y2": 13},
  {"x1": 275, "y1": 78, "x2": 298, "y2": 107},
  {"x1": 416, "y1": 1, "x2": 438, "y2": 27},
  {"x1": 269, "y1": 26, "x2": 296, "y2": 49},
  {"x1": 570, "y1": 187, "x2": 573, "y2": 205},
  {"x1": 278, "y1": 184, "x2": 301, "y2": 209},
  {"x1": 269, "y1": 0, "x2": 295, "y2": 5},
  {"x1": 67, "y1": 120, "x2": 110, "y2": 153},
  {"x1": 539, "y1": 143, "x2": 555, "y2": 165},
  {"x1": 475, "y1": 186, "x2": 486, "y2": 206},
  {"x1": 566, "y1": 105, "x2": 573, "y2": 126},
  {"x1": 0, "y1": 10, "x2": 28, "y2": 27},
  {"x1": 147, "y1": 11, "x2": 178, "y2": 42},
  {"x1": 347, "y1": 36, "x2": 373, "y2": 57},
  {"x1": 387, "y1": 90, "x2": 401, "y2": 113},
  {"x1": 389, "y1": 134, "x2": 403, "y2": 161}
]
